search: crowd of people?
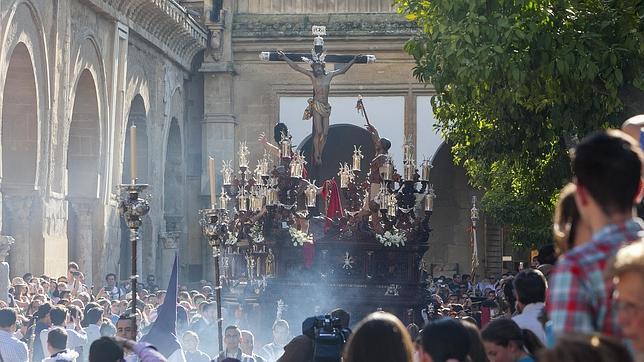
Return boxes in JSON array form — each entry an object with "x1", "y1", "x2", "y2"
[{"x1": 1, "y1": 126, "x2": 644, "y2": 362}]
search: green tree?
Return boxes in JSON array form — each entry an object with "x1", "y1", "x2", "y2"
[{"x1": 395, "y1": 0, "x2": 644, "y2": 248}]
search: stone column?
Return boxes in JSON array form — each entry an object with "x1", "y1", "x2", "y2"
[
  {"x1": 404, "y1": 89, "x2": 417, "y2": 152},
  {"x1": 0, "y1": 236, "x2": 15, "y2": 303},
  {"x1": 159, "y1": 231, "x2": 180, "y2": 286},
  {"x1": 69, "y1": 201, "x2": 95, "y2": 286},
  {"x1": 4, "y1": 195, "x2": 33, "y2": 277}
]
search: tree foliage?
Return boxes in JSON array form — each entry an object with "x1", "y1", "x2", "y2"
[{"x1": 395, "y1": 0, "x2": 644, "y2": 247}]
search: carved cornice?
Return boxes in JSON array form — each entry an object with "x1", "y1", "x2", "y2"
[
  {"x1": 83, "y1": 0, "x2": 208, "y2": 70},
  {"x1": 231, "y1": 13, "x2": 417, "y2": 39}
]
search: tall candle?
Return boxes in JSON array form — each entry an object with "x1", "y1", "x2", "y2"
[
  {"x1": 130, "y1": 125, "x2": 137, "y2": 183},
  {"x1": 424, "y1": 194, "x2": 434, "y2": 211},
  {"x1": 219, "y1": 187, "x2": 228, "y2": 210},
  {"x1": 208, "y1": 156, "x2": 216, "y2": 208}
]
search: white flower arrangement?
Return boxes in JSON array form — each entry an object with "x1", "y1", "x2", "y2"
[
  {"x1": 376, "y1": 228, "x2": 407, "y2": 247},
  {"x1": 250, "y1": 224, "x2": 264, "y2": 244},
  {"x1": 288, "y1": 226, "x2": 313, "y2": 246},
  {"x1": 224, "y1": 231, "x2": 238, "y2": 246}
]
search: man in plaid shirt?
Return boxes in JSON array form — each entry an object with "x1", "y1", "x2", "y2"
[{"x1": 547, "y1": 130, "x2": 644, "y2": 338}]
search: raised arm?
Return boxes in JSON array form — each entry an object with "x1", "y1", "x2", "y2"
[
  {"x1": 366, "y1": 124, "x2": 380, "y2": 147},
  {"x1": 258, "y1": 132, "x2": 280, "y2": 158},
  {"x1": 331, "y1": 55, "x2": 359, "y2": 77},
  {"x1": 278, "y1": 51, "x2": 312, "y2": 78}
]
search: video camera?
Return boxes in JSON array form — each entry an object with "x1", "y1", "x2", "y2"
[{"x1": 302, "y1": 315, "x2": 350, "y2": 362}]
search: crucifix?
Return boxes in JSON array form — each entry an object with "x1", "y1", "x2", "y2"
[{"x1": 261, "y1": 26, "x2": 376, "y2": 166}]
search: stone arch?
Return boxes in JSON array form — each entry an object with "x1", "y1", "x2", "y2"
[
  {"x1": 66, "y1": 35, "x2": 109, "y2": 199},
  {"x1": 66, "y1": 69, "x2": 101, "y2": 286},
  {"x1": 119, "y1": 94, "x2": 152, "y2": 280},
  {"x1": 422, "y1": 142, "x2": 478, "y2": 274},
  {"x1": 0, "y1": 2, "x2": 51, "y2": 191},
  {"x1": 1, "y1": 41, "x2": 40, "y2": 276},
  {"x1": 160, "y1": 116, "x2": 185, "y2": 282},
  {"x1": 163, "y1": 118, "x2": 183, "y2": 232},
  {"x1": 2, "y1": 43, "x2": 38, "y2": 189}
]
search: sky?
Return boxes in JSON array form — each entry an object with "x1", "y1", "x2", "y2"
[{"x1": 279, "y1": 95, "x2": 444, "y2": 167}]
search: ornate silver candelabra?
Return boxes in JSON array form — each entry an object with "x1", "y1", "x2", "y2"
[
  {"x1": 199, "y1": 207, "x2": 228, "y2": 353},
  {"x1": 117, "y1": 183, "x2": 150, "y2": 336}
]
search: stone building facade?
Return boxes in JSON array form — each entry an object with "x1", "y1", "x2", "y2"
[
  {"x1": 0, "y1": 0, "x2": 501, "y2": 285},
  {"x1": 0, "y1": 0, "x2": 206, "y2": 285}
]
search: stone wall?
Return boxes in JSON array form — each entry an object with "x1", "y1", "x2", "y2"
[{"x1": 0, "y1": 0, "x2": 205, "y2": 284}]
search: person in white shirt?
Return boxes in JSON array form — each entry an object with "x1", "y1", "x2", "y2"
[
  {"x1": 511, "y1": 269, "x2": 547, "y2": 344},
  {"x1": 260, "y1": 320, "x2": 289, "y2": 362},
  {"x1": 40, "y1": 306, "x2": 87, "y2": 354},
  {"x1": 0, "y1": 308, "x2": 28, "y2": 362},
  {"x1": 43, "y1": 327, "x2": 79, "y2": 362},
  {"x1": 65, "y1": 305, "x2": 88, "y2": 352},
  {"x1": 83, "y1": 307, "x2": 104, "y2": 361},
  {"x1": 476, "y1": 276, "x2": 496, "y2": 296}
]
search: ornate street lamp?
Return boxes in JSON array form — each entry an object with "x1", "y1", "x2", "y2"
[{"x1": 117, "y1": 125, "x2": 150, "y2": 337}]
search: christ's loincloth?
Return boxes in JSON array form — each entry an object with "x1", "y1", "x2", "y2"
[{"x1": 303, "y1": 98, "x2": 332, "y2": 120}]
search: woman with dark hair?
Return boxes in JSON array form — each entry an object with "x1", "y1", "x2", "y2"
[
  {"x1": 343, "y1": 312, "x2": 414, "y2": 362},
  {"x1": 418, "y1": 317, "x2": 470, "y2": 362},
  {"x1": 460, "y1": 320, "x2": 489, "y2": 362},
  {"x1": 481, "y1": 319, "x2": 543, "y2": 362},
  {"x1": 538, "y1": 334, "x2": 632, "y2": 362},
  {"x1": 553, "y1": 183, "x2": 592, "y2": 254},
  {"x1": 500, "y1": 276, "x2": 516, "y2": 317}
]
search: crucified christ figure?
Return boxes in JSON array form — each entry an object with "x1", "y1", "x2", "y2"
[{"x1": 277, "y1": 50, "x2": 359, "y2": 165}]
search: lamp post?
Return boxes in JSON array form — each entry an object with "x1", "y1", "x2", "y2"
[
  {"x1": 199, "y1": 207, "x2": 227, "y2": 353},
  {"x1": 117, "y1": 184, "x2": 150, "y2": 336},
  {"x1": 470, "y1": 196, "x2": 480, "y2": 279},
  {"x1": 201, "y1": 155, "x2": 228, "y2": 353},
  {"x1": 118, "y1": 125, "x2": 150, "y2": 337}
]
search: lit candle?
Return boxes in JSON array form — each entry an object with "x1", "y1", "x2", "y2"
[
  {"x1": 265, "y1": 187, "x2": 276, "y2": 206},
  {"x1": 387, "y1": 194, "x2": 397, "y2": 217},
  {"x1": 380, "y1": 157, "x2": 393, "y2": 181},
  {"x1": 403, "y1": 141, "x2": 414, "y2": 163},
  {"x1": 338, "y1": 163, "x2": 353, "y2": 188},
  {"x1": 305, "y1": 183, "x2": 317, "y2": 208},
  {"x1": 261, "y1": 152, "x2": 271, "y2": 177},
  {"x1": 239, "y1": 142, "x2": 249, "y2": 169},
  {"x1": 219, "y1": 187, "x2": 228, "y2": 210},
  {"x1": 352, "y1": 145, "x2": 363, "y2": 172},
  {"x1": 238, "y1": 191, "x2": 248, "y2": 212},
  {"x1": 254, "y1": 161, "x2": 263, "y2": 180},
  {"x1": 130, "y1": 125, "x2": 137, "y2": 183},
  {"x1": 222, "y1": 161, "x2": 233, "y2": 186},
  {"x1": 421, "y1": 160, "x2": 432, "y2": 182},
  {"x1": 251, "y1": 194, "x2": 263, "y2": 212},
  {"x1": 424, "y1": 194, "x2": 434, "y2": 211},
  {"x1": 208, "y1": 156, "x2": 216, "y2": 208},
  {"x1": 403, "y1": 160, "x2": 415, "y2": 181},
  {"x1": 378, "y1": 186, "x2": 388, "y2": 211},
  {"x1": 280, "y1": 132, "x2": 291, "y2": 159},
  {"x1": 290, "y1": 152, "x2": 305, "y2": 179},
  {"x1": 425, "y1": 185, "x2": 436, "y2": 212}
]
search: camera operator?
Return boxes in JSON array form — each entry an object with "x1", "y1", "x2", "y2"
[{"x1": 278, "y1": 308, "x2": 350, "y2": 362}]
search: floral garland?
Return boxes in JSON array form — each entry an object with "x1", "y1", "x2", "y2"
[
  {"x1": 224, "y1": 231, "x2": 238, "y2": 246},
  {"x1": 249, "y1": 224, "x2": 264, "y2": 244},
  {"x1": 288, "y1": 226, "x2": 313, "y2": 246},
  {"x1": 376, "y1": 228, "x2": 407, "y2": 247}
]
